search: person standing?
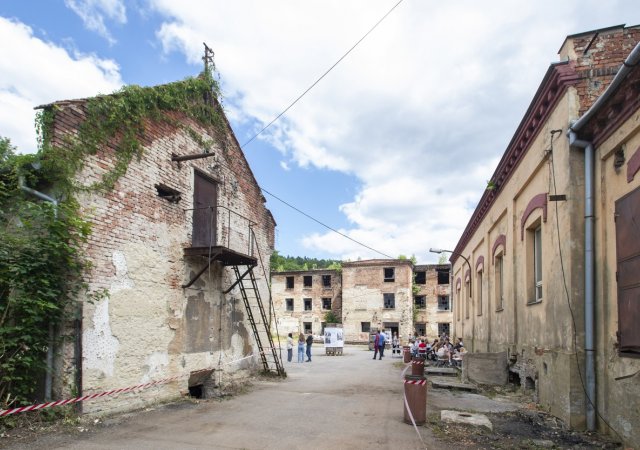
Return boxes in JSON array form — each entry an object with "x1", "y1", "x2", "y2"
[
  {"x1": 305, "y1": 333, "x2": 313, "y2": 362},
  {"x1": 377, "y1": 329, "x2": 386, "y2": 359},
  {"x1": 297, "y1": 333, "x2": 305, "y2": 363},
  {"x1": 286, "y1": 333, "x2": 293, "y2": 363},
  {"x1": 392, "y1": 332, "x2": 399, "y2": 356},
  {"x1": 372, "y1": 331, "x2": 380, "y2": 359}
]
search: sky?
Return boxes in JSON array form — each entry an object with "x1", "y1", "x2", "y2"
[{"x1": 1, "y1": 1, "x2": 639, "y2": 264}]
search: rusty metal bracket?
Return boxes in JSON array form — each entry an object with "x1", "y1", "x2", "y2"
[{"x1": 182, "y1": 251, "x2": 222, "y2": 289}]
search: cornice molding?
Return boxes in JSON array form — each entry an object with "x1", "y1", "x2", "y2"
[
  {"x1": 520, "y1": 193, "x2": 548, "y2": 240},
  {"x1": 452, "y1": 62, "x2": 579, "y2": 265}
]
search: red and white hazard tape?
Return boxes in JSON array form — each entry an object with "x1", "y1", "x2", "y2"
[
  {"x1": 0, "y1": 348, "x2": 279, "y2": 417},
  {"x1": 402, "y1": 361, "x2": 427, "y2": 447},
  {"x1": 403, "y1": 378, "x2": 427, "y2": 386},
  {"x1": 411, "y1": 360, "x2": 424, "y2": 365}
]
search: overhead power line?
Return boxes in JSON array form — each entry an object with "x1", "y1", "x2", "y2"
[
  {"x1": 241, "y1": 0, "x2": 405, "y2": 148},
  {"x1": 261, "y1": 188, "x2": 394, "y2": 259}
]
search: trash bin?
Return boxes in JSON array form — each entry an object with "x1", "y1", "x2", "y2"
[
  {"x1": 403, "y1": 346, "x2": 411, "y2": 363},
  {"x1": 411, "y1": 357, "x2": 424, "y2": 377},
  {"x1": 403, "y1": 375, "x2": 427, "y2": 425}
]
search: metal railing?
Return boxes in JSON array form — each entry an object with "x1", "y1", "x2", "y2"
[{"x1": 186, "y1": 205, "x2": 257, "y2": 257}]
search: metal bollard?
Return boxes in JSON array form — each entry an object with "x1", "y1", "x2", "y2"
[
  {"x1": 403, "y1": 375, "x2": 427, "y2": 425},
  {"x1": 411, "y1": 357, "x2": 425, "y2": 377},
  {"x1": 403, "y1": 346, "x2": 411, "y2": 363}
]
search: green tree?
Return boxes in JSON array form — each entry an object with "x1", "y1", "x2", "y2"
[{"x1": 323, "y1": 310, "x2": 340, "y2": 324}]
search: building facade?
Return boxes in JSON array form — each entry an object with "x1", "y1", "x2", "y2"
[
  {"x1": 413, "y1": 264, "x2": 453, "y2": 339},
  {"x1": 450, "y1": 25, "x2": 640, "y2": 447},
  {"x1": 41, "y1": 76, "x2": 277, "y2": 415},
  {"x1": 271, "y1": 260, "x2": 452, "y2": 344},
  {"x1": 271, "y1": 269, "x2": 342, "y2": 335}
]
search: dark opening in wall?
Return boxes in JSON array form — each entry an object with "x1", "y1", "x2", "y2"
[
  {"x1": 509, "y1": 371, "x2": 521, "y2": 386},
  {"x1": 189, "y1": 384, "x2": 203, "y2": 398},
  {"x1": 155, "y1": 184, "x2": 182, "y2": 203},
  {"x1": 525, "y1": 376, "x2": 535, "y2": 391}
]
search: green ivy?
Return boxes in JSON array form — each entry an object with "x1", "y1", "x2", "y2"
[{"x1": 0, "y1": 69, "x2": 224, "y2": 412}]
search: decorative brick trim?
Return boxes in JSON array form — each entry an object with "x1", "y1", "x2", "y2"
[
  {"x1": 492, "y1": 234, "x2": 506, "y2": 264},
  {"x1": 628, "y1": 145, "x2": 640, "y2": 183},
  {"x1": 465, "y1": 269, "x2": 470, "y2": 283},
  {"x1": 475, "y1": 255, "x2": 484, "y2": 272},
  {"x1": 520, "y1": 193, "x2": 548, "y2": 241}
]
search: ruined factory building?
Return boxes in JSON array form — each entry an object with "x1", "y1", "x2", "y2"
[
  {"x1": 449, "y1": 24, "x2": 640, "y2": 448},
  {"x1": 37, "y1": 72, "x2": 281, "y2": 416}
]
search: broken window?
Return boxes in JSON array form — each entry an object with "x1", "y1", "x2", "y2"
[
  {"x1": 303, "y1": 275, "x2": 312, "y2": 288},
  {"x1": 437, "y1": 269, "x2": 450, "y2": 285},
  {"x1": 322, "y1": 298, "x2": 331, "y2": 310},
  {"x1": 415, "y1": 323, "x2": 426, "y2": 336},
  {"x1": 414, "y1": 295, "x2": 426, "y2": 309},
  {"x1": 322, "y1": 275, "x2": 331, "y2": 287},
  {"x1": 438, "y1": 295, "x2": 450, "y2": 311},
  {"x1": 286, "y1": 276, "x2": 294, "y2": 289},
  {"x1": 361, "y1": 322, "x2": 370, "y2": 333},
  {"x1": 304, "y1": 322, "x2": 312, "y2": 334},
  {"x1": 155, "y1": 184, "x2": 181, "y2": 203},
  {"x1": 384, "y1": 267, "x2": 395, "y2": 282},
  {"x1": 286, "y1": 298, "x2": 294, "y2": 311},
  {"x1": 438, "y1": 323, "x2": 450, "y2": 337},
  {"x1": 383, "y1": 293, "x2": 395, "y2": 309},
  {"x1": 304, "y1": 298, "x2": 312, "y2": 311},
  {"x1": 414, "y1": 271, "x2": 426, "y2": 284}
]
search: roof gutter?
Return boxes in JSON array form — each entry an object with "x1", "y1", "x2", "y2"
[{"x1": 568, "y1": 40, "x2": 640, "y2": 432}]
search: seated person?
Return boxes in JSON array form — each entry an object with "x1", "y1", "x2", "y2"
[
  {"x1": 417, "y1": 339, "x2": 427, "y2": 357},
  {"x1": 410, "y1": 339, "x2": 419, "y2": 357}
]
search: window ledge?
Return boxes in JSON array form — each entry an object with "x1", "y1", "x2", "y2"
[
  {"x1": 437, "y1": 309, "x2": 450, "y2": 312},
  {"x1": 527, "y1": 299, "x2": 542, "y2": 306}
]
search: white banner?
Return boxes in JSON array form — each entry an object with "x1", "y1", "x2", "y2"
[{"x1": 323, "y1": 328, "x2": 344, "y2": 348}]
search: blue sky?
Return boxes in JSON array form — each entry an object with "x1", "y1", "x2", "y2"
[{"x1": 2, "y1": 1, "x2": 640, "y2": 263}]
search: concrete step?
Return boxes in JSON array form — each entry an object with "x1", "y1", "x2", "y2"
[
  {"x1": 425, "y1": 367, "x2": 458, "y2": 376},
  {"x1": 429, "y1": 377, "x2": 478, "y2": 392}
]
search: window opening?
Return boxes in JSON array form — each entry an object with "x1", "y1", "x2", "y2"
[
  {"x1": 495, "y1": 254, "x2": 504, "y2": 310},
  {"x1": 437, "y1": 269, "x2": 450, "y2": 285},
  {"x1": 322, "y1": 298, "x2": 331, "y2": 310},
  {"x1": 477, "y1": 270, "x2": 483, "y2": 316},
  {"x1": 322, "y1": 275, "x2": 331, "y2": 287},
  {"x1": 286, "y1": 298, "x2": 294, "y2": 311},
  {"x1": 286, "y1": 276, "x2": 294, "y2": 289},
  {"x1": 303, "y1": 322, "x2": 312, "y2": 334},
  {"x1": 438, "y1": 323, "x2": 450, "y2": 337},
  {"x1": 414, "y1": 271, "x2": 426, "y2": 284},
  {"x1": 303, "y1": 275, "x2": 312, "y2": 288},
  {"x1": 414, "y1": 295, "x2": 426, "y2": 309},
  {"x1": 304, "y1": 298, "x2": 312, "y2": 311},
  {"x1": 534, "y1": 226, "x2": 542, "y2": 301},
  {"x1": 383, "y1": 293, "x2": 395, "y2": 309},
  {"x1": 438, "y1": 295, "x2": 450, "y2": 311},
  {"x1": 361, "y1": 322, "x2": 370, "y2": 333},
  {"x1": 155, "y1": 184, "x2": 181, "y2": 203},
  {"x1": 415, "y1": 323, "x2": 426, "y2": 336},
  {"x1": 384, "y1": 267, "x2": 395, "y2": 282}
]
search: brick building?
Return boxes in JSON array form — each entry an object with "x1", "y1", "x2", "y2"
[
  {"x1": 40, "y1": 76, "x2": 277, "y2": 415},
  {"x1": 450, "y1": 25, "x2": 640, "y2": 446},
  {"x1": 271, "y1": 269, "x2": 342, "y2": 336},
  {"x1": 272, "y1": 260, "x2": 451, "y2": 344},
  {"x1": 413, "y1": 264, "x2": 452, "y2": 339}
]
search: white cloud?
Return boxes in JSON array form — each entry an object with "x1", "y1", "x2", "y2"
[
  {"x1": 0, "y1": 17, "x2": 123, "y2": 153},
  {"x1": 65, "y1": 0, "x2": 127, "y2": 44},
  {"x1": 148, "y1": 0, "x2": 640, "y2": 262}
]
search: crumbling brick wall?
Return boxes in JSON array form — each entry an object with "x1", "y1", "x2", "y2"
[{"x1": 47, "y1": 91, "x2": 275, "y2": 415}]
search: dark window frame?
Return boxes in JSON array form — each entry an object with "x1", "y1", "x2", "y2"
[
  {"x1": 361, "y1": 322, "x2": 371, "y2": 333},
  {"x1": 414, "y1": 295, "x2": 426, "y2": 309},
  {"x1": 322, "y1": 298, "x2": 332, "y2": 310},
  {"x1": 286, "y1": 276, "x2": 294, "y2": 289},
  {"x1": 303, "y1": 275, "x2": 313, "y2": 288},
  {"x1": 322, "y1": 275, "x2": 332, "y2": 288},
  {"x1": 384, "y1": 267, "x2": 395, "y2": 282},
  {"x1": 304, "y1": 298, "x2": 312, "y2": 311},
  {"x1": 414, "y1": 271, "x2": 426, "y2": 284},
  {"x1": 285, "y1": 298, "x2": 294, "y2": 311},
  {"x1": 383, "y1": 293, "x2": 395, "y2": 309}
]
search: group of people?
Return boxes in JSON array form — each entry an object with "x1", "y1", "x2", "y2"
[
  {"x1": 410, "y1": 334, "x2": 466, "y2": 366},
  {"x1": 286, "y1": 332, "x2": 314, "y2": 363}
]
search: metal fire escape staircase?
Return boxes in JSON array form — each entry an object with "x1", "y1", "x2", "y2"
[{"x1": 224, "y1": 265, "x2": 284, "y2": 377}]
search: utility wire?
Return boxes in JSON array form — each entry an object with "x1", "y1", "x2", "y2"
[
  {"x1": 261, "y1": 187, "x2": 394, "y2": 259},
  {"x1": 240, "y1": 0, "x2": 405, "y2": 148}
]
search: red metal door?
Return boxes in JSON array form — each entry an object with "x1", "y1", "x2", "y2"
[
  {"x1": 192, "y1": 172, "x2": 217, "y2": 248},
  {"x1": 615, "y1": 186, "x2": 640, "y2": 354}
]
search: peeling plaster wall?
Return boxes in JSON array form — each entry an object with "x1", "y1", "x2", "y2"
[
  {"x1": 414, "y1": 264, "x2": 452, "y2": 341},
  {"x1": 50, "y1": 98, "x2": 275, "y2": 415}
]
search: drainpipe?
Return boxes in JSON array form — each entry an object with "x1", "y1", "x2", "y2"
[
  {"x1": 567, "y1": 132, "x2": 596, "y2": 431},
  {"x1": 19, "y1": 176, "x2": 58, "y2": 402},
  {"x1": 568, "y1": 40, "x2": 640, "y2": 432}
]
